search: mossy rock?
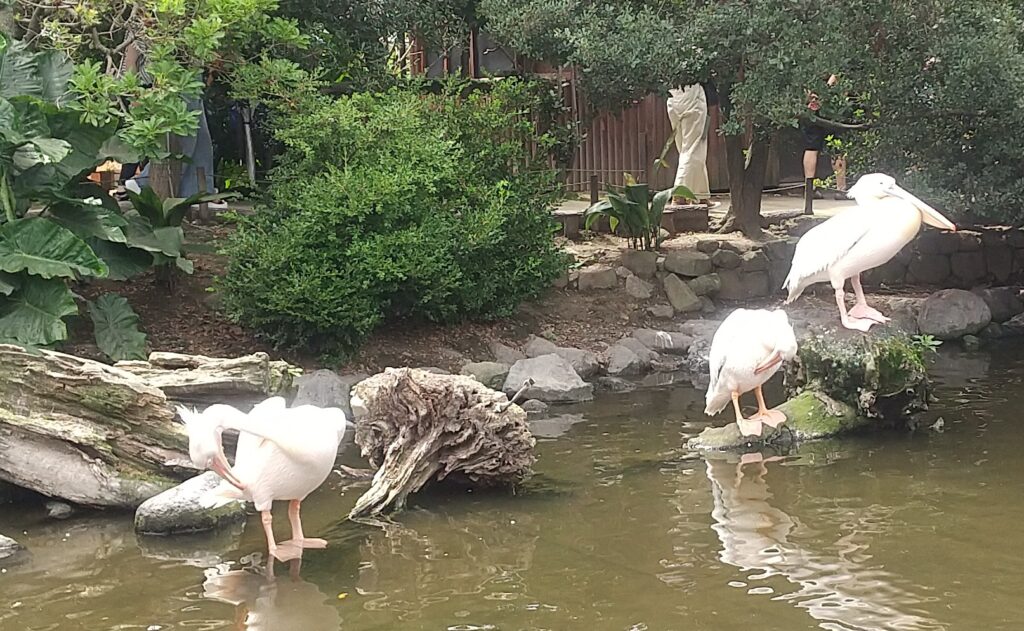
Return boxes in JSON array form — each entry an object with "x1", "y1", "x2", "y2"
[
  {"x1": 786, "y1": 331, "x2": 930, "y2": 425},
  {"x1": 687, "y1": 390, "x2": 868, "y2": 453}
]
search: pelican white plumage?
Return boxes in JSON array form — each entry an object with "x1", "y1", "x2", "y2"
[
  {"x1": 783, "y1": 173, "x2": 956, "y2": 331},
  {"x1": 705, "y1": 309, "x2": 798, "y2": 437},
  {"x1": 179, "y1": 396, "x2": 348, "y2": 561}
]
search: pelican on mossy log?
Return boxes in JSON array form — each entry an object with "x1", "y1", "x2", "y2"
[
  {"x1": 783, "y1": 173, "x2": 957, "y2": 331},
  {"x1": 705, "y1": 309, "x2": 799, "y2": 437}
]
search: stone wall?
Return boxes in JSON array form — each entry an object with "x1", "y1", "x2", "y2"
[{"x1": 563, "y1": 225, "x2": 1024, "y2": 316}]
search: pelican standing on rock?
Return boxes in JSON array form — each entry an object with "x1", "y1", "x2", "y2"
[
  {"x1": 179, "y1": 396, "x2": 348, "y2": 561},
  {"x1": 705, "y1": 308, "x2": 799, "y2": 437},
  {"x1": 783, "y1": 173, "x2": 957, "y2": 331}
]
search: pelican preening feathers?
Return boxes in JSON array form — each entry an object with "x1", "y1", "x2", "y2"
[
  {"x1": 784, "y1": 173, "x2": 957, "y2": 331},
  {"x1": 179, "y1": 397, "x2": 348, "y2": 561},
  {"x1": 705, "y1": 308, "x2": 798, "y2": 437}
]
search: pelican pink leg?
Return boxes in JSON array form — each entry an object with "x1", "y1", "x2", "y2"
[{"x1": 848, "y1": 274, "x2": 890, "y2": 324}]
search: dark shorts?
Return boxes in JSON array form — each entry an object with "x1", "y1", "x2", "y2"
[{"x1": 801, "y1": 122, "x2": 827, "y2": 152}]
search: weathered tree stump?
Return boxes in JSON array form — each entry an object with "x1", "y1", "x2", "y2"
[
  {"x1": 0, "y1": 345, "x2": 189, "y2": 507},
  {"x1": 687, "y1": 390, "x2": 867, "y2": 453},
  {"x1": 348, "y1": 368, "x2": 536, "y2": 519}
]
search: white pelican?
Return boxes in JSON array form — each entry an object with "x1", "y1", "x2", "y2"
[
  {"x1": 179, "y1": 396, "x2": 348, "y2": 561},
  {"x1": 705, "y1": 309, "x2": 798, "y2": 437},
  {"x1": 783, "y1": 173, "x2": 957, "y2": 331}
]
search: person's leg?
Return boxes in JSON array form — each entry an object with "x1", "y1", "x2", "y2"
[
  {"x1": 801, "y1": 124, "x2": 825, "y2": 215},
  {"x1": 670, "y1": 86, "x2": 710, "y2": 204}
]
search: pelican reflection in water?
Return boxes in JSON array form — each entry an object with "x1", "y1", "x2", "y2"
[
  {"x1": 705, "y1": 453, "x2": 943, "y2": 630},
  {"x1": 202, "y1": 554, "x2": 341, "y2": 630}
]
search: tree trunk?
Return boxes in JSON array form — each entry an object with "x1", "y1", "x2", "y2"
[
  {"x1": 148, "y1": 134, "x2": 182, "y2": 198},
  {"x1": 719, "y1": 133, "x2": 771, "y2": 237}
]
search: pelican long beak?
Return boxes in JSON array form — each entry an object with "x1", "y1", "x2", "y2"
[
  {"x1": 754, "y1": 351, "x2": 783, "y2": 375},
  {"x1": 211, "y1": 451, "x2": 246, "y2": 491},
  {"x1": 889, "y1": 185, "x2": 957, "y2": 231}
]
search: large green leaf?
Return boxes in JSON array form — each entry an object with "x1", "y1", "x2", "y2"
[
  {"x1": 0, "y1": 38, "x2": 41, "y2": 100},
  {"x1": 0, "y1": 271, "x2": 20, "y2": 296},
  {"x1": 163, "y1": 190, "x2": 239, "y2": 227},
  {"x1": 34, "y1": 50, "x2": 74, "y2": 104},
  {"x1": 12, "y1": 137, "x2": 72, "y2": 170},
  {"x1": 0, "y1": 217, "x2": 108, "y2": 279},
  {"x1": 48, "y1": 203, "x2": 128, "y2": 244},
  {"x1": 89, "y1": 293, "x2": 147, "y2": 361},
  {"x1": 88, "y1": 238, "x2": 153, "y2": 281},
  {"x1": 0, "y1": 275, "x2": 78, "y2": 346},
  {"x1": 126, "y1": 187, "x2": 167, "y2": 227},
  {"x1": 122, "y1": 211, "x2": 184, "y2": 257}
]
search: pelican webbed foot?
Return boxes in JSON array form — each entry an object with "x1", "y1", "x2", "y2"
[
  {"x1": 849, "y1": 303, "x2": 890, "y2": 324},
  {"x1": 750, "y1": 408, "x2": 787, "y2": 429},
  {"x1": 736, "y1": 417, "x2": 764, "y2": 437}
]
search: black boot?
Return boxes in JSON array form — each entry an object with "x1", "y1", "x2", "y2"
[{"x1": 803, "y1": 178, "x2": 814, "y2": 215}]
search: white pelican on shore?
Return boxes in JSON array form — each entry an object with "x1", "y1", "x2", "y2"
[
  {"x1": 783, "y1": 173, "x2": 957, "y2": 331},
  {"x1": 705, "y1": 308, "x2": 798, "y2": 437},
  {"x1": 179, "y1": 397, "x2": 348, "y2": 561}
]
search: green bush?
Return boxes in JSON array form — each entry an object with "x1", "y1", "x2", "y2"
[{"x1": 220, "y1": 80, "x2": 567, "y2": 354}]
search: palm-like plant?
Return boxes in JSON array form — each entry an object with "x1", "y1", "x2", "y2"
[{"x1": 584, "y1": 175, "x2": 695, "y2": 250}]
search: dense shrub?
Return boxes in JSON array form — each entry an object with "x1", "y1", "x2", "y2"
[{"x1": 220, "y1": 80, "x2": 568, "y2": 354}]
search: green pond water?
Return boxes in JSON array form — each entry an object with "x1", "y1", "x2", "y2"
[{"x1": 1, "y1": 347, "x2": 1022, "y2": 631}]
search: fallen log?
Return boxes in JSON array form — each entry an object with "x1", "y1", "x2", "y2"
[
  {"x1": 0, "y1": 345, "x2": 190, "y2": 507},
  {"x1": 348, "y1": 368, "x2": 536, "y2": 519}
]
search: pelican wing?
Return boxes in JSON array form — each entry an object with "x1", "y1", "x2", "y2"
[
  {"x1": 217, "y1": 397, "x2": 346, "y2": 466},
  {"x1": 705, "y1": 310, "x2": 754, "y2": 414},
  {"x1": 783, "y1": 208, "x2": 878, "y2": 302}
]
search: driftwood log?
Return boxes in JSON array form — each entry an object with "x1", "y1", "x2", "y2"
[
  {"x1": 348, "y1": 368, "x2": 536, "y2": 519},
  {"x1": 0, "y1": 345, "x2": 190, "y2": 507}
]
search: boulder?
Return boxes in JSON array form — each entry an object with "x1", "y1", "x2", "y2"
[
  {"x1": 700, "y1": 296, "x2": 717, "y2": 314},
  {"x1": 490, "y1": 341, "x2": 527, "y2": 365},
  {"x1": 616, "y1": 266, "x2": 633, "y2": 279},
  {"x1": 764, "y1": 238, "x2": 798, "y2": 262},
  {"x1": 631, "y1": 329, "x2": 693, "y2": 355},
  {"x1": 739, "y1": 250, "x2": 769, "y2": 272},
  {"x1": 0, "y1": 534, "x2": 25, "y2": 563},
  {"x1": 710, "y1": 249, "x2": 742, "y2": 269},
  {"x1": 603, "y1": 344, "x2": 644, "y2": 377},
  {"x1": 696, "y1": 239, "x2": 721, "y2": 254},
  {"x1": 134, "y1": 472, "x2": 248, "y2": 535},
  {"x1": 621, "y1": 250, "x2": 658, "y2": 278},
  {"x1": 115, "y1": 352, "x2": 298, "y2": 405},
  {"x1": 578, "y1": 265, "x2": 618, "y2": 290},
  {"x1": 523, "y1": 335, "x2": 558, "y2": 357},
  {"x1": 717, "y1": 270, "x2": 771, "y2": 300},
  {"x1": 664, "y1": 250, "x2": 713, "y2": 277},
  {"x1": 686, "y1": 391, "x2": 868, "y2": 452},
  {"x1": 647, "y1": 304, "x2": 675, "y2": 319},
  {"x1": 617, "y1": 337, "x2": 660, "y2": 365},
  {"x1": 524, "y1": 337, "x2": 600, "y2": 379},
  {"x1": 460, "y1": 362, "x2": 512, "y2": 390},
  {"x1": 625, "y1": 275, "x2": 655, "y2": 299},
  {"x1": 918, "y1": 289, "x2": 992, "y2": 339},
  {"x1": 972, "y1": 287, "x2": 1024, "y2": 323},
  {"x1": 0, "y1": 345, "x2": 189, "y2": 508},
  {"x1": 663, "y1": 274, "x2": 702, "y2": 313},
  {"x1": 687, "y1": 273, "x2": 721, "y2": 297},
  {"x1": 293, "y1": 369, "x2": 368, "y2": 420},
  {"x1": 519, "y1": 399, "x2": 549, "y2": 414},
  {"x1": 45, "y1": 501, "x2": 73, "y2": 520},
  {"x1": 503, "y1": 355, "x2": 594, "y2": 403}
]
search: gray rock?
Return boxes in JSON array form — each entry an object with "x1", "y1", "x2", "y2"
[
  {"x1": 962, "y1": 335, "x2": 982, "y2": 351},
  {"x1": 985, "y1": 244, "x2": 1014, "y2": 283},
  {"x1": 687, "y1": 273, "x2": 721, "y2": 297},
  {"x1": 0, "y1": 534, "x2": 25, "y2": 563},
  {"x1": 955, "y1": 232, "x2": 982, "y2": 251},
  {"x1": 578, "y1": 265, "x2": 618, "y2": 290},
  {"x1": 700, "y1": 296, "x2": 717, "y2": 314},
  {"x1": 717, "y1": 269, "x2": 771, "y2": 300},
  {"x1": 593, "y1": 376, "x2": 638, "y2": 393},
  {"x1": 134, "y1": 472, "x2": 248, "y2": 535},
  {"x1": 764, "y1": 238, "x2": 798, "y2": 262},
  {"x1": 918, "y1": 289, "x2": 992, "y2": 339},
  {"x1": 711, "y1": 249, "x2": 742, "y2": 269},
  {"x1": 916, "y1": 231, "x2": 960, "y2": 255},
  {"x1": 294, "y1": 369, "x2": 367, "y2": 420},
  {"x1": 950, "y1": 251, "x2": 986, "y2": 284},
  {"x1": 740, "y1": 250, "x2": 770, "y2": 272},
  {"x1": 631, "y1": 328, "x2": 693, "y2": 355},
  {"x1": 603, "y1": 344, "x2": 644, "y2": 377},
  {"x1": 664, "y1": 250, "x2": 713, "y2": 277},
  {"x1": 617, "y1": 337, "x2": 659, "y2": 365},
  {"x1": 524, "y1": 335, "x2": 559, "y2": 357},
  {"x1": 490, "y1": 341, "x2": 526, "y2": 364},
  {"x1": 907, "y1": 254, "x2": 951, "y2": 285},
  {"x1": 616, "y1": 266, "x2": 633, "y2": 279},
  {"x1": 625, "y1": 275, "x2": 655, "y2": 299},
  {"x1": 650, "y1": 354, "x2": 687, "y2": 372},
  {"x1": 647, "y1": 304, "x2": 675, "y2": 319},
  {"x1": 972, "y1": 287, "x2": 1023, "y2": 322},
  {"x1": 696, "y1": 239, "x2": 721, "y2": 254},
  {"x1": 519, "y1": 399, "x2": 549, "y2": 414},
  {"x1": 45, "y1": 501, "x2": 73, "y2": 520},
  {"x1": 503, "y1": 355, "x2": 594, "y2": 403},
  {"x1": 460, "y1": 361, "x2": 512, "y2": 389},
  {"x1": 664, "y1": 273, "x2": 702, "y2": 313},
  {"x1": 621, "y1": 250, "x2": 658, "y2": 278}
]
